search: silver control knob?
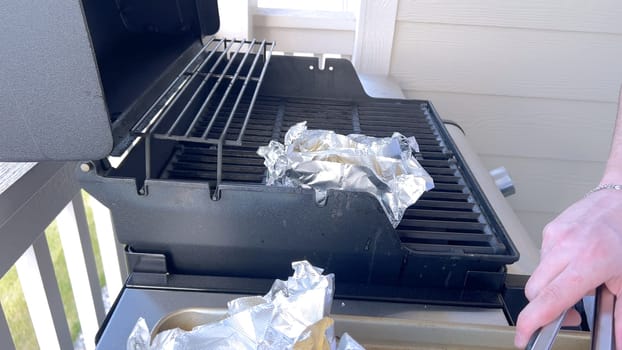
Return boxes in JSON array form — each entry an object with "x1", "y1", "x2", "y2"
[{"x1": 489, "y1": 166, "x2": 515, "y2": 197}]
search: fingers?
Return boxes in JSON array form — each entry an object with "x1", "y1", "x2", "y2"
[
  {"x1": 527, "y1": 221, "x2": 573, "y2": 301},
  {"x1": 524, "y1": 252, "x2": 569, "y2": 301},
  {"x1": 514, "y1": 304, "x2": 581, "y2": 348},
  {"x1": 562, "y1": 308, "x2": 581, "y2": 327},
  {"x1": 539, "y1": 222, "x2": 561, "y2": 255},
  {"x1": 515, "y1": 266, "x2": 594, "y2": 348}
]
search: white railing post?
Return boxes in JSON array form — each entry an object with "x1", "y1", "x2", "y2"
[
  {"x1": 31, "y1": 233, "x2": 75, "y2": 349},
  {"x1": 56, "y1": 203, "x2": 99, "y2": 350},
  {"x1": 72, "y1": 194, "x2": 106, "y2": 323},
  {"x1": 89, "y1": 197, "x2": 125, "y2": 303},
  {"x1": 15, "y1": 244, "x2": 62, "y2": 350},
  {"x1": 0, "y1": 302, "x2": 16, "y2": 350}
]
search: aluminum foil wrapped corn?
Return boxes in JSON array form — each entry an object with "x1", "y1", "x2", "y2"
[
  {"x1": 126, "y1": 261, "x2": 365, "y2": 350},
  {"x1": 257, "y1": 122, "x2": 434, "y2": 227}
]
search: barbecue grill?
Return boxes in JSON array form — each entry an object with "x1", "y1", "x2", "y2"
[
  {"x1": 73, "y1": 37, "x2": 520, "y2": 292},
  {"x1": 0, "y1": 0, "x2": 554, "y2": 348}
]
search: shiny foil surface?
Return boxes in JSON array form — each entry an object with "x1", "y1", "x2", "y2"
[
  {"x1": 257, "y1": 122, "x2": 434, "y2": 227},
  {"x1": 127, "y1": 261, "x2": 364, "y2": 350}
]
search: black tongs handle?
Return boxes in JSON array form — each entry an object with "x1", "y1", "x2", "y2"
[
  {"x1": 592, "y1": 285, "x2": 616, "y2": 350},
  {"x1": 526, "y1": 285, "x2": 616, "y2": 350}
]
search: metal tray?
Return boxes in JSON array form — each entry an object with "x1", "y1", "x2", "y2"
[{"x1": 151, "y1": 308, "x2": 590, "y2": 350}]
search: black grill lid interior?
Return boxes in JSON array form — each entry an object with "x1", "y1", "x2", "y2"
[{"x1": 0, "y1": 0, "x2": 220, "y2": 161}]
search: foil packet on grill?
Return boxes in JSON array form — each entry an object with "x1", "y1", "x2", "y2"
[
  {"x1": 257, "y1": 122, "x2": 435, "y2": 227},
  {"x1": 126, "y1": 260, "x2": 365, "y2": 350}
]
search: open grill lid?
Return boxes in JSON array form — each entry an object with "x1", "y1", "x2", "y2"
[{"x1": 0, "y1": 0, "x2": 220, "y2": 161}]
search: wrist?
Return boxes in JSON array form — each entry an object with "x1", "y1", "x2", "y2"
[{"x1": 587, "y1": 184, "x2": 622, "y2": 197}]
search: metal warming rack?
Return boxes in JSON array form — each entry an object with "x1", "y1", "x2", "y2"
[{"x1": 131, "y1": 38, "x2": 275, "y2": 190}]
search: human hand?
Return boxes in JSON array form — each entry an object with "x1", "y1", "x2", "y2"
[{"x1": 514, "y1": 189, "x2": 622, "y2": 348}]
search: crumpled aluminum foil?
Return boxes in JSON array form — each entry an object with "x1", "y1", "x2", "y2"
[
  {"x1": 127, "y1": 261, "x2": 364, "y2": 350},
  {"x1": 257, "y1": 122, "x2": 435, "y2": 227}
]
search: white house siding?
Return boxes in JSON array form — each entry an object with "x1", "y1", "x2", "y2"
[{"x1": 390, "y1": 0, "x2": 622, "y2": 244}]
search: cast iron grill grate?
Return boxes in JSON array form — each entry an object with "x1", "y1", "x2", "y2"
[{"x1": 160, "y1": 96, "x2": 508, "y2": 256}]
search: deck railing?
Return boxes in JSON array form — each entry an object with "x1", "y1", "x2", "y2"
[{"x1": 0, "y1": 162, "x2": 126, "y2": 349}]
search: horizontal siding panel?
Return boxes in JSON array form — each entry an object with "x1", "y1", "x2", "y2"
[
  {"x1": 391, "y1": 22, "x2": 622, "y2": 102},
  {"x1": 514, "y1": 210, "x2": 557, "y2": 247},
  {"x1": 480, "y1": 155, "x2": 605, "y2": 214},
  {"x1": 397, "y1": 0, "x2": 622, "y2": 34},
  {"x1": 405, "y1": 90, "x2": 617, "y2": 162}
]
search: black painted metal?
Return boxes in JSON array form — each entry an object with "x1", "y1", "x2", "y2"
[
  {"x1": 0, "y1": 0, "x2": 221, "y2": 161},
  {"x1": 125, "y1": 271, "x2": 505, "y2": 308}
]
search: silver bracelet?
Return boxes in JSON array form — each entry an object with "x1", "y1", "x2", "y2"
[{"x1": 586, "y1": 184, "x2": 622, "y2": 196}]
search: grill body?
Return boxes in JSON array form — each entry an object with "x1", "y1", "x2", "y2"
[{"x1": 80, "y1": 55, "x2": 518, "y2": 302}]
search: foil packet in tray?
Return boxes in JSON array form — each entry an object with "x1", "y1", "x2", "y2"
[
  {"x1": 127, "y1": 261, "x2": 365, "y2": 350},
  {"x1": 257, "y1": 122, "x2": 435, "y2": 227}
]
